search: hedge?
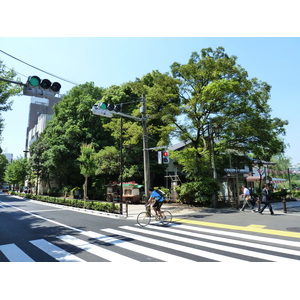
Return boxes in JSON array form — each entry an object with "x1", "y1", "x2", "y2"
[{"x1": 9, "y1": 191, "x2": 120, "y2": 214}]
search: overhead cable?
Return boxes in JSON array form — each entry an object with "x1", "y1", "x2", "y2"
[{"x1": 0, "y1": 49, "x2": 79, "y2": 86}]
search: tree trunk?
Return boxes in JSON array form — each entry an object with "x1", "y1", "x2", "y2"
[{"x1": 83, "y1": 175, "x2": 88, "y2": 201}]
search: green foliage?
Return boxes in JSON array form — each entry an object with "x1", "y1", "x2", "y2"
[
  {"x1": 4, "y1": 157, "x2": 28, "y2": 187},
  {"x1": 0, "y1": 60, "x2": 22, "y2": 144},
  {"x1": 0, "y1": 153, "x2": 9, "y2": 183},
  {"x1": 176, "y1": 178, "x2": 219, "y2": 205},
  {"x1": 25, "y1": 47, "x2": 289, "y2": 206},
  {"x1": 29, "y1": 82, "x2": 111, "y2": 188},
  {"x1": 170, "y1": 46, "x2": 287, "y2": 163},
  {"x1": 78, "y1": 143, "x2": 97, "y2": 200},
  {"x1": 12, "y1": 191, "x2": 119, "y2": 213},
  {"x1": 95, "y1": 146, "x2": 119, "y2": 176},
  {"x1": 271, "y1": 189, "x2": 290, "y2": 201},
  {"x1": 78, "y1": 145, "x2": 93, "y2": 181},
  {"x1": 292, "y1": 190, "x2": 300, "y2": 198}
]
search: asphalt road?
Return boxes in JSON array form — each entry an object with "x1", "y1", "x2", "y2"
[{"x1": 1, "y1": 192, "x2": 300, "y2": 263}]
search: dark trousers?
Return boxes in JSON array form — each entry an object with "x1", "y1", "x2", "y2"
[{"x1": 259, "y1": 202, "x2": 274, "y2": 214}]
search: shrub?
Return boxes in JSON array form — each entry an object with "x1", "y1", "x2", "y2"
[
  {"x1": 176, "y1": 178, "x2": 219, "y2": 205},
  {"x1": 271, "y1": 189, "x2": 291, "y2": 201},
  {"x1": 11, "y1": 192, "x2": 119, "y2": 214}
]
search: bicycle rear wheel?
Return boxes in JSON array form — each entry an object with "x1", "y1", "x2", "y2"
[
  {"x1": 137, "y1": 212, "x2": 151, "y2": 227},
  {"x1": 161, "y1": 210, "x2": 172, "y2": 225}
]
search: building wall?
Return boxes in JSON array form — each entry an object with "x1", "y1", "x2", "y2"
[{"x1": 25, "y1": 96, "x2": 60, "y2": 151}]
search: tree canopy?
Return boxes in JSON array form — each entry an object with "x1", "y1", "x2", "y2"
[
  {"x1": 26, "y1": 47, "x2": 288, "y2": 203},
  {"x1": 170, "y1": 47, "x2": 287, "y2": 160}
]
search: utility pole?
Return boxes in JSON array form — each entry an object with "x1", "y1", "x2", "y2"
[
  {"x1": 141, "y1": 95, "x2": 151, "y2": 200},
  {"x1": 208, "y1": 118, "x2": 218, "y2": 208},
  {"x1": 119, "y1": 105, "x2": 123, "y2": 215},
  {"x1": 91, "y1": 95, "x2": 151, "y2": 208}
]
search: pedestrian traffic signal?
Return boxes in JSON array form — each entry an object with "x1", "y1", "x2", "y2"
[
  {"x1": 162, "y1": 150, "x2": 169, "y2": 164},
  {"x1": 23, "y1": 76, "x2": 61, "y2": 100}
]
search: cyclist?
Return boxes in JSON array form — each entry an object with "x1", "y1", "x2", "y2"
[{"x1": 147, "y1": 188, "x2": 165, "y2": 219}]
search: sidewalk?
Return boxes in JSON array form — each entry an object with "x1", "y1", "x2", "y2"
[
  {"x1": 124, "y1": 200, "x2": 300, "y2": 219},
  {"x1": 125, "y1": 202, "x2": 238, "y2": 219}
]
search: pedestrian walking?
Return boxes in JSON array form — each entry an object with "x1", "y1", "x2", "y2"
[
  {"x1": 259, "y1": 184, "x2": 274, "y2": 215},
  {"x1": 240, "y1": 185, "x2": 255, "y2": 212}
]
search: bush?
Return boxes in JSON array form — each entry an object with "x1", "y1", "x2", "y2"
[
  {"x1": 292, "y1": 190, "x2": 300, "y2": 198},
  {"x1": 271, "y1": 189, "x2": 291, "y2": 201},
  {"x1": 11, "y1": 192, "x2": 119, "y2": 213},
  {"x1": 176, "y1": 178, "x2": 219, "y2": 206}
]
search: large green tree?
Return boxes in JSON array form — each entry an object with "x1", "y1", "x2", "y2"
[
  {"x1": 99, "y1": 71, "x2": 180, "y2": 186},
  {"x1": 170, "y1": 47, "x2": 288, "y2": 174},
  {"x1": 4, "y1": 157, "x2": 28, "y2": 189},
  {"x1": 29, "y1": 82, "x2": 112, "y2": 191},
  {"x1": 0, "y1": 153, "x2": 9, "y2": 183},
  {"x1": 78, "y1": 144, "x2": 97, "y2": 201},
  {"x1": 168, "y1": 47, "x2": 288, "y2": 204}
]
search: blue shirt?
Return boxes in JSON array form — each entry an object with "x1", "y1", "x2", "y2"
[{"x1": 150, "y1": 190, "x2": 164, "y2": 202}]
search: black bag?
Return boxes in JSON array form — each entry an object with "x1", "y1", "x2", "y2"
[{"x1": 155, "y1": 189, "x2": 165, "y2": 200}]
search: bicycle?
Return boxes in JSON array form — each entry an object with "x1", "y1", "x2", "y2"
[{"x1": 137, "y1": 205, "x2": 172, "y2": 227}]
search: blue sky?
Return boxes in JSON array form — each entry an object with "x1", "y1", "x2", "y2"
[{"x1": 1, "y1": 37, "x2": 300, "y2": 164}]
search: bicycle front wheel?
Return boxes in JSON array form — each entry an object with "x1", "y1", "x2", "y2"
[
  {"x1": 161, "y1": 210, "x2": 172, "y2": 225},
  {"x1": 137, "y1": 212, "x2": 151, "y2": 227}
]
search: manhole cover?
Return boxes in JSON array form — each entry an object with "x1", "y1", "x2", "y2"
[{"x1": 286, "y1": 227, "x2": 300, "y2": 232}]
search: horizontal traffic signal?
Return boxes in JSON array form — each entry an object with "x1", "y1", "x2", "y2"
[
  {"x1": 92, "y1": 102, "x2": 142, "y2": 121},
  {"x1": 91, "y1": 102, "x2": 122, "y2": 117},
  {"x1": 23, "y1": 76, "x2": 61, "y2": 100}
]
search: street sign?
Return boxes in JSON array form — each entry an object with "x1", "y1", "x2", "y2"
[{"x1": 158, "y1": 151, "x2": 162, "y2": 164}]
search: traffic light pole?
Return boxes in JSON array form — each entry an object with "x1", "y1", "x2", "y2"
[
  {"x1": 0, "y1": 78, "x2": 25, "y2": 86},
  {"x1": 91, "y1": 95, "x2": 151, "y2": 210}
]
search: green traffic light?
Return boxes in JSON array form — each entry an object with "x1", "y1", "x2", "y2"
[
  {"x1": 29, "y1": 76, "x2": 40, "y2": 87},
  {"x1": 99, "y1": 102, "x2": 107, "y2": 109}
]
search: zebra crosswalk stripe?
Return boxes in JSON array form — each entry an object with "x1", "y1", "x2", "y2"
[
  {"x1": 121, "y1": 225, "x2": 299, "y2": 262},
  {"x1": 82, "y1": 230, "x2": 194, "y2": 262},
  {"x1": 57, "y1": 234, "x2": 137, "y2": 262},
  {"x1": 30, "y1": 239, "x2": 85, "y2": 262},
  {"x1": 0, "y1": 243, "x2": 35, "y2": 262},
  {"x1": 101, "y1": 228, "x2": 242, "y2": 262},
  {"x1": 175, "y1": 224, "x2": 300, "y2": 248},
  {"x1": 1, "y1": 224, "x2": 300, "y2": 262}
]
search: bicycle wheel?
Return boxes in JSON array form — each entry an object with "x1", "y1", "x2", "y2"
[
  {"x1": 161, "y1": 210, "x2": 172, "y2": 225},
  {"x1": 137, "y1": 211, "x2": 151, "y2": 227}
]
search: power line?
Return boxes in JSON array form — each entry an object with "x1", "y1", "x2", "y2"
[
  {"x1": 0, "y1": 50, "x2": 79, "y2": 86},
  {"x1": 3, "y1": 65, "x2": 27, "y2": 79}
]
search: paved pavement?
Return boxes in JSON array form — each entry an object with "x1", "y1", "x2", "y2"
[
  {"x1": 124, "y1": 200, "x2": 300, "y2": 236},
  {"x1": 125, "y1": 199, "x2": 300, "y2": 219}
]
